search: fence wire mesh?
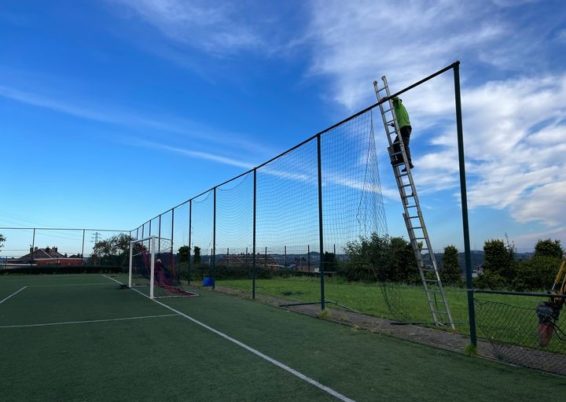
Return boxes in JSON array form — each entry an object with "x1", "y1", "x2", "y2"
[{"x1": 475, "y1": 293, "x2": 566, "y2": 375}]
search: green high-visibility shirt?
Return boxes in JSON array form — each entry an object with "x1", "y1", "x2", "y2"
[{"x1": 392, "y1": 97, "x2": 411, "y2": 128}]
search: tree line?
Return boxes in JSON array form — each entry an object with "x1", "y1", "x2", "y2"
[{"x1": 342, "y1": 233, "x2": 563, "y2": 291}]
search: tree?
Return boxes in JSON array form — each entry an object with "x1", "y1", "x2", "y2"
[
  {"x1": 483, "y1": 239, "x2": 514, "y2": 282},
  {"x1": 322, "y1": 252, "x2": 338, "y2": 272},
  {"x1": 344, "y1": 233, "x2": 391, "y2": 281},
  {"x1": 534, "y1": 239, "x2": 563, "y2": 259},
  {"x1": 193, "y1": 246, "x2": 201, "y2": 266},
  {"x1": 513, "y1": 256, "x2": 561, "y2": 291},
  {"x1": 388, "y1": 237, "x2": 417, "y2": 282},
  {"x1": 92, "y1": 233, "x2": 133, "y2": 266},
  {"x1": 0, "y1": 233, "x2": 5, "y2": 252},
  {"x1": 475, "y1": 239, "x2": 515, "y2": 289},
  {"x1": 178, "y1": 246, "x2": 190, "y2": 263},
  {"x1": 343, "y1": 233, "x2": 417, "y2": 282},
  {"x1": 442, "y1": 245, "x2": 461, "y2": 285}
]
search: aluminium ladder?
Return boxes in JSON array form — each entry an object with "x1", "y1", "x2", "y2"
[{"x1": 373, "y1": 76, "x2": 455, "y2": 329}]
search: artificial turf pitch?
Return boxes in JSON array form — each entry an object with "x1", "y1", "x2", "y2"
[{"x1": 0, "y1": 274, "x2": 563, "y2": 401}]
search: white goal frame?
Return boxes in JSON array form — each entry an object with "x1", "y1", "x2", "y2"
[{"x1": 129, "y1": 236, "x2": 157, "y2": 299}]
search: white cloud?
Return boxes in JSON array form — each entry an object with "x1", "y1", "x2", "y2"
[
  {"x1": 462, "y1": 75, "x2": 566, "y2": 220},
  {"x1": 304, "y1": 0, "x2": 566, "y2": 245},
  {"x1": 109, "y1": 0, "x2": 263, "y2": 56},
  {"x1": 306, "y1": 0, "x2": 509, "y2": 110}
]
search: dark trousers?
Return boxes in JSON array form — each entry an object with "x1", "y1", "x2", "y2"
[{"x1": 391, "y1": 125, "x2": 412, "y2": 165}]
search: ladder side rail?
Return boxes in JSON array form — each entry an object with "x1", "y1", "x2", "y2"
[
  {"x1": 415, "y1": 210, "x2": 455, "y2": 327},
  {"x1": 404, "y1": 212, "x2": 440, "y2": 324}
]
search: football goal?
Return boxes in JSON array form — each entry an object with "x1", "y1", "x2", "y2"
[{"x1": 128, "y1": 236, "x2": 196, "y2": 299}]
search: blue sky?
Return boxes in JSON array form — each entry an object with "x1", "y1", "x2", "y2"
[{"x1": 1, "y1": 0, "x2": 565, "y2": 254}]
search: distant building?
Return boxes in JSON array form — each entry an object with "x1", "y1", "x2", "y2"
[{"x1": 10, "y1": 247, "x2": 83, "y2": 266}]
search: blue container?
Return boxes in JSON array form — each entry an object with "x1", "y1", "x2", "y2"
[{"x1": 202, "y1": 277, "x2": 215, "y2": 287}]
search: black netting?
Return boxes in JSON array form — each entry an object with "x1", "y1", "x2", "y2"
[
  {"x1": 191, "y1": 191, "x2": 214, "y2": 277},
  {"x1": 216, "y1": 173, "x2": 253, "y2": 279}
]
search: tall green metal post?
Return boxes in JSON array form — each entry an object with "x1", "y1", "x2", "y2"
[
  {"x1": 317, "y1": 134, "x2": 325, "y2": 310},
  {"x1": 453, "y1": 61, "x2": 477, "y2": 346},
  {"x1": 252, "y1": 169, "x2": 257, "y2": 300}
]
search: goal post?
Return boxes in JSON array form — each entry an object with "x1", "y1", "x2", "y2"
[
  {"x1": 128, "y1": 236, "x2": 196, "y2": 299},
  {"x1": 129, "y1": 236, "x2": 157, "y2": 298}
]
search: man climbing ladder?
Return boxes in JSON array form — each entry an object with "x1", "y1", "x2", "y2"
[{"x1": 391, "y1": 97, "x2": 414, "y2": 171}]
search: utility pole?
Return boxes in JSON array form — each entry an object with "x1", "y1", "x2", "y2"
[{"x1": 91, "y1": 232, "x2": 102, "y2": 244}]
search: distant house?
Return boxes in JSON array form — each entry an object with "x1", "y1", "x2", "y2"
[{"x1": 11, "y1": 247, "x2": 83, "y2": 267}]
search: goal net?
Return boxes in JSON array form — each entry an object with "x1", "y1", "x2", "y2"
[{"x1": 128, "y1": 236, "x2": 196, "y2": 299}]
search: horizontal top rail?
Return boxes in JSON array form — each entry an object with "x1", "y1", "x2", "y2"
[{"x1": 473, "y1": 289, "x2": 566, "y2": 299}]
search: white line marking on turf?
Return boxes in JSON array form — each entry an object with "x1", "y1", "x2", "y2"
[
  {"x1": 0, "y1": 314, "x2": 177, "y2": 329},
  {"x1": 30, "y1": 282, "x2": 112, "y2": 288},
  {"x1": 102, "y1": 274, "x2": 355, "y2": 402},
  {"x1": 0, "y1": 286, "x2": 27, "y2": 305}
]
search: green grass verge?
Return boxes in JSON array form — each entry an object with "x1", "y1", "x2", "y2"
[{"x1": 218, "y1": 276, "x2": 561, "y2": 339}]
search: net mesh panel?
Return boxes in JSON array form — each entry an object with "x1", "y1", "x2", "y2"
[
  {"x1": 158, "y1": 210, "x2": 176, "y2": 281},
  {"x1": 173, "y1": 202, "x2": 190, "y2": 282},
  {"x1": 131, "y1": 237, "x2": 193, "y2": 298},
  {"x1": 149, "y1": 217, "x2": 159, "y2": 238},
  {"x1": 475, "y1": 294, "x2": 566, "y2": 375},
  {"x1": 191, "y1": 191, "x2": 214, "y2": 279},
  {"x1": 216, "y1": 173, "x2": 253, "y2": 279},
  {"x1": 256, "y1": 138, "x2": 319, "y2": 299},
  {"x1": 321, "y1": 109, "x2": 389, "y2": 307},
  {"x1": 131, "y1": 237, "x2": 153, "y2": 293},
  {"x1": 141, "y1": 222, "x2": 150, "y2": 241}
]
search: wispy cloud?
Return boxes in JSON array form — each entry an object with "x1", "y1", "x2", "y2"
[
  {"x1": 109, "y1": 0, "x2": 264, "y2": 56},
  {"x1": 130, "y1": 139, "x2": 255, "y2": 169},
  {"x1": 0, "y1": 83, "x2": 273, "y2": 159}
]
